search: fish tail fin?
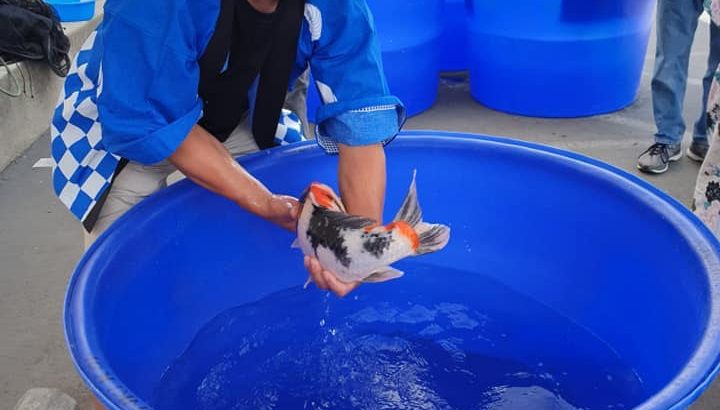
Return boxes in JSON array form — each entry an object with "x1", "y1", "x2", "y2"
[
  {"x1": 415, "y1": 222, "x2": 451, "y2": 255},
  {"x1": 392, "y1": 170, "x2": 451, "y2": 255}
]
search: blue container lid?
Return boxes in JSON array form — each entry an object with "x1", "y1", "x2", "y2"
[{"x1": 46, "y1": 0, "x2": 95, "y2": 22}]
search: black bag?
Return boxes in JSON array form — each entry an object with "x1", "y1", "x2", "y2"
[{"x1": 0, "y1": 0, "x2": 70, "y2": 77}]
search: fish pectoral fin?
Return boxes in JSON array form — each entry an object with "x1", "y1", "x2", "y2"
[
  {"x1": 291, "y1": 238, "x2": 301, "y2": 249},
  {"x1": 363, "y1": 267, "x2": 405, "y2": 283}
]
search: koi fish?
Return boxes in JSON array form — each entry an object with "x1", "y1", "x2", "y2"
[{"x1": 293, "y1": 171, "x2": 450, "y2": 285}]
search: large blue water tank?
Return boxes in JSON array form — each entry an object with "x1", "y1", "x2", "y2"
[
  {"x1": 307, "y1": 0, "x2": 444, "y2": 122},
  {"x1": 440, "y1": 0, "x2": 469, "y2": 72},
  {"x1": 65, "y1": 132, "x2": 720, "y2": 409},
  {"x1": 467, "y1": 0, "x2": 656, "y2": 117}
]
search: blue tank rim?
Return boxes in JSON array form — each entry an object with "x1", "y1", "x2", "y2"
[{"x1": 63, "y1": 131, "x2": 720, "y2": 410}]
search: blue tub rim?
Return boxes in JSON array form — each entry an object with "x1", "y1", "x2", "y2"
[{"x1": 63, "y1": 131, "x2": 720, "y2": 410}]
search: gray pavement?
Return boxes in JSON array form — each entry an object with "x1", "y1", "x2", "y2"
[{"x1": 0, "y1": 19, "x2": 718, "y2": 410}]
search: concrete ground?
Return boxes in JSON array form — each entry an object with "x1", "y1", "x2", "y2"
[{"x1": 1, "y1": 18, "x2": 718, "y2": 410}]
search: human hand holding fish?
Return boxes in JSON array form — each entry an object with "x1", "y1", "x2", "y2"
[
  {"x1": 264, "y1": 194, "x2": 301, "y2": 232},
  {"x1": 304, "y1": 255, "x2": 360, "y2": 297},
  {"x1": 293, "y1": 171, "x2": 451, "y2": 296}
]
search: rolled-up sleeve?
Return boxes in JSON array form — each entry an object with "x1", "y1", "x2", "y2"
[
  {"x1": 96, "y1": 9, "x2": 205, "y2": 165},
  {"x1": 306, "y1": 0, "x2": 406, "y2": 153}
]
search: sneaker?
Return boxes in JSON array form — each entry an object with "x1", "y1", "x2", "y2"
[
  {"x1": 687, "y1": 139, "x2": 709, "y2": 162},
  {"x1": 637, "y1": 143, "x2": 682, "y2": 174}
]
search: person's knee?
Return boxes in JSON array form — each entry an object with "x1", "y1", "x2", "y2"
[
  {"x1": 83, "y1": 229, "x2": 98, "y2": 250},
  {"x1": 83, "y1": 204, "x2": 125, "y2": 249},
  {"x1": 82, "y1": 161, "x2": 173, "y2": 248}
]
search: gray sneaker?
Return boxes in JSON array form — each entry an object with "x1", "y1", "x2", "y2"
[
  {"x1": 687, "y1": 139, "x2": 709, "y2": 162},
  {"x1": 637, "y1": 143, "x2": 682, "y2": 174}
]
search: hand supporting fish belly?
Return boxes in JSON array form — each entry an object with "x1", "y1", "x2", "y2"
[{"x1": 292, "y1": 170, "x2": 451, "y2": 286}]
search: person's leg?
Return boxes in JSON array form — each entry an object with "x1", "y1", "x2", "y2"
[
  {"x1": 284, "y1": 68, "x2": 311, "y2": 138},
  {"x1": 652, "y1": 0, "x2": 704, "y2": 145},
  {"x1": 83, "y1": 160, "x2": 175, "y2": 248},
  {"x1": 223, "y1": 115, "x2": 261, "y2": 158},
  {"x1": 639, "y1": 0, "x2": 703, "y2": 173},
  {"x1": 689, "y1": 22, "x2": 720, "y2": 159}
]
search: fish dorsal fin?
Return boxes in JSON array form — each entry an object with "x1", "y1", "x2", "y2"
[
  {"x1": 393, "y1": 169, "x2": 422, "y2": 227},
  {"x1": 315, "y1": 207, "x2": 377, "y2": 230}
]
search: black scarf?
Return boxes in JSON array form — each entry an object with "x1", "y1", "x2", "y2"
[{"x1": 198, "y1": 0, "x2": 305, "y2": 149}]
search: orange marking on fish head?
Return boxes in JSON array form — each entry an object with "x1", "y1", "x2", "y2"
[
  {"x1": 386, "y1": 221, "x2": 419, "y2": 250},
  {"x1": 309, "y1": 183, "x2": 337, "y2": 209}
]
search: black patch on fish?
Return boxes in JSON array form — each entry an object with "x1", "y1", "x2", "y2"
[
  {"x1": 361, "y1": 232, "x2": 393, "y2": 258},
  {"x1": 307, "y1": 206, "x2": 375, "y2": 268}
]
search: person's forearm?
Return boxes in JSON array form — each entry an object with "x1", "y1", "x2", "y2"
[
  {"x1": 337, "y1": 144, "x2": 386, "y2": 223},
  {"x1": 168, "y1": 125, "x2": 273, "y2": 217}
]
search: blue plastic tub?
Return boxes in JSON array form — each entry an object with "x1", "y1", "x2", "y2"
[
  {"x1": 307, "y1": 0, "x2": 444, "y2": 122},
  {"x1": 440, "y1": 0, "x2": 468, "y2": 72},
  {"x1": 65, "y1": 132, "x2": 720, "y2": 409},
  {"x1": 467, "y1": 0, "x2": 655, "y2": 118},
  {"x1": 46, "y1": 0, "x2": 95, "y2": 22}
]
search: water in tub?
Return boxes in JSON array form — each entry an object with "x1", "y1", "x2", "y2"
[{"x1": 153, "y1": 263, "x2": 645, "y2": 409}]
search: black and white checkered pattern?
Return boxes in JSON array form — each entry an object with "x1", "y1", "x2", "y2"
[{"x1": 51, "y1": 31, "x2": 121, "y2": 223}]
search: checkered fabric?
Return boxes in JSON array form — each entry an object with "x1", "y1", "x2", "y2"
[
  {"x1": 50, "y1": 31, "x2": 121, "y2": 223},
  {"x1": 274, "y1": 109, "x2": 306, "y2": 146}
]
